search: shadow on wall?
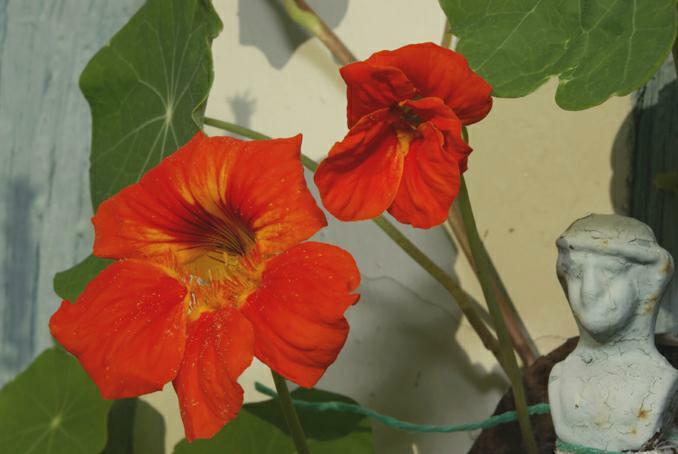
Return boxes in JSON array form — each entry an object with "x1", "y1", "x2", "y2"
[
  {"x1": 609, "y1": 111, "x2": 634, "y2": 215},
  {"x1": 628, "y1": 58, "x2": 678, "y2": 332},
  {"x1": 1, "y1": 178, "x2": 37, "y2": 383},
  {"x1": 238, "y1": 0, "x2": 349, "y2": 69},
  {"x1": 227, "y1": 92, "x2": 257, "y2": 128}
]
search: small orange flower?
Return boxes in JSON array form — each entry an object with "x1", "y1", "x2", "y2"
[
  {"x1": 315, "y1": 42, "x2": 493, "y2": 228},
  {"x1": 50, "y1": 132, "x2": 360, "y2": 441}
]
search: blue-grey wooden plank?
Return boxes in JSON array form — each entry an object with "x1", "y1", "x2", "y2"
[{"x1": 0, "y1": 0, "x2": 143, "y2": 384}]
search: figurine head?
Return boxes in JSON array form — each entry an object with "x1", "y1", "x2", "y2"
[{"x1": 556, "y1": 214, "x2": 673, "y2": 341}]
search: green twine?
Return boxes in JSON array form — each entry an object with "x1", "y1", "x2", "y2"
[
  {"x1": 255, "y1": 383, "x2": 667, "y2": 453},
  {"x1": 554, "y1": 440, "x2": 628, "y2": 454},
  {"x1": 254, "y1": 382, "x2": 550, "y2": 433}
]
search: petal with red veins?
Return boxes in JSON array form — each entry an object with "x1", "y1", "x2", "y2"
[
  {"x1": 241, "y1": 242, "x2": 360, "y2": 388},
  {"x1": 388, "y1": 121, "x2": 462, "y2": 228},
  {"x1": 173, "y1": 308, "x2": 254, "y2": 441},
  {"x1": 314, "y1": 109, "x2": 406, "y2": 222},
  {"x1": 368, "y1": 42, "x2": 493, "y2": 125},
  {"x1": 340, "y1": 61, "x2": 417, "y2": 128},
  {"x1": 49, "y1": 260, "x2": 188, "y2": 399},
  {"x1": 93, "y1": 132, "x2": 325, "y2": 263}
]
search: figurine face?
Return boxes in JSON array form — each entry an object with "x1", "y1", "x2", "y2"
[{"x1": 556, "y1": 248, "x2": 637, "y2": 340}]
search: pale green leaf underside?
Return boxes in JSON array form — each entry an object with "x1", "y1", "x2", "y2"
[
  {"x1": 440, "y1": 0, "x2": 677, "y2": 110},
  {"x1": 0, "y1": 348, "x2": 112, "y2": 454},
  {"x1": 173, "y1": 388, "x2": 374, "y2": 454},
  {"x1": 81, "y1": 0, "x2": 222, "y2": 208}
]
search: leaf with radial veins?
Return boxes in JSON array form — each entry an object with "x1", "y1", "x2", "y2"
[
  {"x1": 439, "y1": 0, "x2": 677, "y2": 110},
  {"x1": 81, "y1": 0, "x2": 222, "y2": 208},
  {"x1": 0, "y1": 348, "x2": 112, "y2": 454},
  {"x1": 54, "y1": 0, "x2": 222, "y2": 303}
]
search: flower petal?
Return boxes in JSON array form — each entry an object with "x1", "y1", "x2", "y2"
[
  {"x1": 314, "y1": 109, "x2": 405, "y2": 222},
  {"x1": 172, "y1": 308, "x2": 254, "y2": 441},
  {"x1": 340, "y1": 61, "x2": 417, "y2": 128},
  {"x1": 402, "y1": 97, "x2": 472, "y2": 171},
  {"x1": 241, "y1": 242, "x2": 360, "y2": 388},
  {"x1": 368, "y1": 42, "x2": 493, "y2": 125},
  {"x1": 387, "y1": 120, "x2": 463, "y2": 228},
  {"x1": 49, "y1": 260, "x2": 188, "y2": 399},
  {"x1": 93, "y1": 132, "x2": 326, "y2": 263}
]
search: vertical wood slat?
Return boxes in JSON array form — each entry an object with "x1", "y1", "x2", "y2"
[
  {"x1": 0, "y1": 0, "x2": 142, "y2": 384},
  {"x1": 632, "y1": 58, "x2": 678, "y2": 332}
]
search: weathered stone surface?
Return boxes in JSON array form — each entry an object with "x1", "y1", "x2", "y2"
[{"x1": 550, "y1": 214, "x2": 677, "y2": 452}]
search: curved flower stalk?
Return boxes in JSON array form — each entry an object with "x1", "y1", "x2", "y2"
[
  {"x1": 49, "y1": 132, "x2": 360, "y2": 441},
  {"x1": 314, "y1": 43, "x2": 493, "y2": 228}
]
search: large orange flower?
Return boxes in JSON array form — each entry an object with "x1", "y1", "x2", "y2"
[
  {"x1": 49, "y1": 132, "x2": 360, "y2": 441},
  {"x1": 315, "y1": 42, "x2": 493, "y2": 228}
]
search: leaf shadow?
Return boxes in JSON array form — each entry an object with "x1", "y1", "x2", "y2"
[{"x1": 238, "y1": 0, "x2": 349, "y2": 69}]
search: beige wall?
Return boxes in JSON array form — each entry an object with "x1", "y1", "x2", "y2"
[{"x1": 145, "y1": 1, "x2": 633, "y2": 452}]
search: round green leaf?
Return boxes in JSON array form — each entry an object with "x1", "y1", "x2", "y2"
[
  {"x1": 0, "y1": 348, "x2": 112, "y2": 454},
  {"x1": 81, "y1": 0, "x2": 223, "y2": 208},
  {"x1": 54, "y1": 0, "x2": 223, "y2": 301},
  {"x1": 440, "y1": 0, "x2": 677, "y2": 110}
]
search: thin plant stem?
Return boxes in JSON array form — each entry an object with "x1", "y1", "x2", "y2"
[
  {"x1": 457, "y1": 177, "x2": 538, "y2": 454},
  {"x1": 203, "y1": 116, "x2": 504, "y2": 366},
  {"x1": 271, "y1": 371, "x2": 310, "y2": 454},
  {"x1": 440, "y1": 23, "x2": 539, "y2": 367},
  {"x1": 283, "y1": 0, "x2": 356, "y2": 65},
  {"x1": 446, "y1": 206, "x2": 539, "y2": 366},
  {"x1": 203, "y1": 117, "x2": 318, "y2": 171},
  {"x1": 673, "y1": 33, "x2": 678, "y2": 78},
  {"x1": 440, "y1": 21, "x2": 453, "y2": 49},
  {"x1": 371, "y1": 216, "x2": 505, "y2": 369}
]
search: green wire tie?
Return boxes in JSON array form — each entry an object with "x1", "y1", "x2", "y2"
[
  {"x1": 254, "y1": 382, "x2": 676, "y2": 454},
  {"x1": 254, "y1": 382, "x2": 550, "y2": 433},
  {"x1": 255, "y1": 382, "x2": 666, "y2": 453}
]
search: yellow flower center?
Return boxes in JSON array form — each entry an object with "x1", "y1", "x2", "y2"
[{"x1": 171, "y1": 210, "x2": 263, "y2": 321}]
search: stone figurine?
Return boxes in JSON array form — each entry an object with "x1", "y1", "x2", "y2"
[{"x1": 549, "y1": 214, "x2": 678, "y2": 452}]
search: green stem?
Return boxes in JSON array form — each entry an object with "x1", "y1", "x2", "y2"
[
  {"x1": 444, "y1": 129, "x2": 539, "y2": 366},
  {"x1": 203, "y1": 117, "x2": 504, "y2": 366},
  {"x1": 203, "y1": 117, "x2": 317, "y2": 171},
  {"x1": 440, "y1": 21, "x2": 453, "y2": 49},
  {"x1": 446, "y1": 206, "x2": 539, "y2": 366},
  {"x1": 283, "y1": 0, "x2": 356, "y2": 65},
  {"x1": 456, "y1": 177, "x2": 538, "y2": 454},
  {"x1": 439, "y1": 19, "x2": 537, "y2": 367},
  {"x1": 203, "y1": 118, "x2": 269, "y2": 140},
  {"x1": 271, "y1": 371, "x2": 310, "y2": 454},
  {"x1": 371, "y1": 216, "x2": 505, "y2": 368},
  {"x1": 673, "y1": 33, "x2": 678, "y2": 78}
]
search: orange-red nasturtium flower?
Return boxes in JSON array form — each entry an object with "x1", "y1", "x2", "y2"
[
  {"x1": 49, "y1": 132, "x2": 360, "y2": 441},
  {"x1": 314, "y1": 42, "x2": 493, "y2": 229}
]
